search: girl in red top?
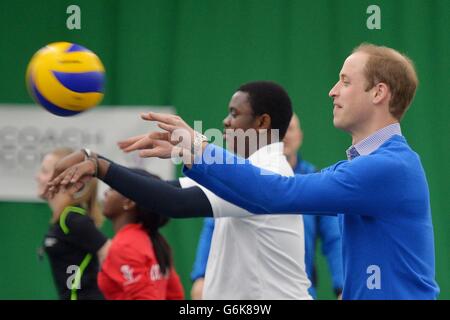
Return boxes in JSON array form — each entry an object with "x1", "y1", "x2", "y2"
[{"x1": 98, "y1": 169, "x2": 184, "y2": 300}]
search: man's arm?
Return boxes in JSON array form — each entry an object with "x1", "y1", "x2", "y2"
[
  {"x1": 103, "y1": 161, "x2": 213, "y2": 218},
  {"x1": 184, "y1": 144, "x2": 396, "y2": 217},
  {"x1": 116, "y1": 111, "x2": 396, "y2": 217},
  {"x1": 47, "y1": 150, "x2": 213, "y2": 218},
  {"x1": 191, "y1": 218, "x2": 214, "y2": 281},
  {"x1": 318, "y1": 216, "x2": 344, "y2": 296},
  {"x1": 190, "y1": 218, "x2": 214, "y2": 300}
]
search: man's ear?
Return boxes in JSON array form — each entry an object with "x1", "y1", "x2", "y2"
[
  {"x1": 373, "y1": 82, "x2": 391, "y2": 105},
  {"x1": 123, "y1": 199, "x2": 136, "y2": 211},
  {"x1": 258, "y1": 114, "x2": 272, "y2": 130}
]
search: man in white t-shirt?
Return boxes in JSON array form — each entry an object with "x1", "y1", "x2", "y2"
[
  {"x1": 46, "y1": 81, "x2": 312, "y2": 299},
  {"x1": 157, "y1": 81, "x2": 310, "y2": 299}
]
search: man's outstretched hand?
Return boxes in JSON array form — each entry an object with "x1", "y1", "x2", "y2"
[
  {"x1": 118, "y1": 112, "x2": 203, "y2": 164},
  {"x1": 117, "y1": 131, "x2": 179, "y2": 159}
]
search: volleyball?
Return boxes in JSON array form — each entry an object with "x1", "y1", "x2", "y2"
[{"x1": 26, "y1": 42, "x2": 105, "y2": 116}]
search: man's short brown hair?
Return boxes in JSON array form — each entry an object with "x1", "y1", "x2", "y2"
[{"x1": 353, "y1": 43, "x2": 418, "y2": 120}]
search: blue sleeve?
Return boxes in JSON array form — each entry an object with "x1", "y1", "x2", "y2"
[
  {"x1": 184, "y1": 144, "x2": 400, "y2": 217},
  {"x1": 317, "y1": 216, "x2": 344, "y2": 292},
  {"x1": 190, "y1": 218, "x2": 215, "y2": 281}
]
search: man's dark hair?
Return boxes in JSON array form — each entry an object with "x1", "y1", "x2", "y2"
[{"x1": 238, "y1": 81, "x2": 293, "y2": 139}]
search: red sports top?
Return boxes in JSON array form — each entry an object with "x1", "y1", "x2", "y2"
[{"x1": 98, "y1": 223, "x2": 184, "y2": 300}]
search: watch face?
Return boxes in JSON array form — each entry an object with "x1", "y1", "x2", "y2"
[
  {"x1": 195, "y1": 132, "x2": 205, "y2": 143},
  {"x1": 192, "y1": 132, "x2": 206, "y2": 155}
]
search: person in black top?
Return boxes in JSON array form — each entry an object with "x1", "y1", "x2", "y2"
[{"x1": 36, "y1": 148, "x2": 111, "y2": 300}]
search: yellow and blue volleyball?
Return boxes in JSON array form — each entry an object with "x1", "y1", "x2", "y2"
[{"x1": 26, "y1": 42, "x2": 105, "y2": 116}]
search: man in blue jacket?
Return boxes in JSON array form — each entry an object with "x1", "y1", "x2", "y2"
[{"x1": 134, "y1": 43, "x2": 440, "y2": 299}]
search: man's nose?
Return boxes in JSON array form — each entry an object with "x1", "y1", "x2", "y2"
[
  {"x1": 329, "y1": 82, "x2": 339, "y2": 98},
  {"x1": 223, "y1": 115, "x2": 231, "y2": 127}
]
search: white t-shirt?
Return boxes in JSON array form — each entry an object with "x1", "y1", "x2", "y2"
[{"x1": 180, "y1": 142, "x2": 311, "y2": 299}]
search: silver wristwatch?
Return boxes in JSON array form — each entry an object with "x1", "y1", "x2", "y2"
[
  {"x1": 82, "y1": 148, "x2": 98, "y2": 177},
  {"x1": 191, "y1": 131, "x2": 208, "y2": 155},
  {"x1": 82, "y1": 148, "x2": 92, "y2": 159}
]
